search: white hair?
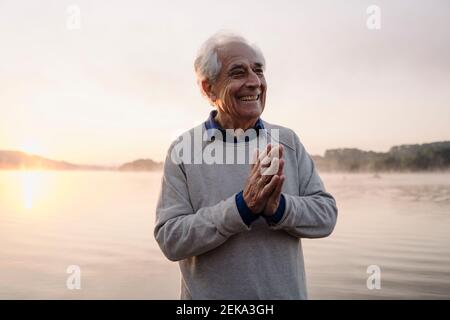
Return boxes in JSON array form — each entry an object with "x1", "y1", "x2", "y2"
[{"x1": 194, "y1": 31, "x2": 266, "y2": 100}]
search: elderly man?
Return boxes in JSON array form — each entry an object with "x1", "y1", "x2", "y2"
[{"x1": 154, "y1": 32, "x2": 338, "y2": 299}]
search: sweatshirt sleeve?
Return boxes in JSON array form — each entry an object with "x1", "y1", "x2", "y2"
[
  {"x1": 154, "y1": 148, "x2": 250, "y2": 262},
  {"x1": 269, "y1": 133, "x2": 338, "y2": 238}
]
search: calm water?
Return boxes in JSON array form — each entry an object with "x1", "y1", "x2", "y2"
[{"x1": 0, "y1": 171, "x2": 449, "y2": 299}]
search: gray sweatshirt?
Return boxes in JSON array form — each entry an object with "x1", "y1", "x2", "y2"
[{"x1": 154, "y1": 120, "x2": 338, "y2": 299}]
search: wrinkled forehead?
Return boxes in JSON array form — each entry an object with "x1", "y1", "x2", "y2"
[{"x1": 217, "y1": 42, "x2": 264, "y2": 69}]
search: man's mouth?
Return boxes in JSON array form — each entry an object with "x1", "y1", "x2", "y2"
[{"x1": 238, "y1": 94, "x2": 260, "y2": 102}]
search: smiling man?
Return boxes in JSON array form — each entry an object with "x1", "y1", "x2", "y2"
[{"x1": 154, "y1": 31, "x2": 338, "y2": 299}]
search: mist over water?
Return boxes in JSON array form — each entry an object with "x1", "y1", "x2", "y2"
[{"x1": 0, "y1": 171, "x2": 449, "y2": 299}]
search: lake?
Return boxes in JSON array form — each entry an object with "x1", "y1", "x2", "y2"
[{"x1": 0, "y1": 171, "x2": 449, "y2": 299}]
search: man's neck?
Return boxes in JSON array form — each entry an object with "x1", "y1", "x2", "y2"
[{"x1": 214, "y1": 111, "x2": 258, "y2": 131}]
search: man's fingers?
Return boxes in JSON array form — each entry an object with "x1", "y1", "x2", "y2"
[
  {"x1": 266, "y1": 175, "x2": 285, "y2": 204},
  {"x1": 260, "y1": 174, "x2": 279, "y2": 198},
  {"x1": 258, "y1": 143, "x2": 272, "y2": 162},
  {"x1": 261, "y1": 145, "x2": 278, "y2": 167},
  {"x1": 277, "y1": 159, "x2": 285, "y2": 176},
  {"x1": 268, "y1": 145, "x2": 280, "y2": 159},
  {"x1": 260, "y1": 154, "x2": 271, "y2": 168},
  {"x1": 266, "y1": 143, "x2": 272, "y2": 157},
  {"x1": 252, "y1": 144, "x2": 284, "y2": 182},
  {"x1": 258, "y1": 146, "x2": 267, "y2": 162},
  {"x1": 251, "y1": 148, "x2": 259, "y2": 169},
  {"x1": 256, "y1": 171, "x2": 272, "y2": 189},
  {"x1": 273, "y1": 144, "x2": 283, "y2": 159},
  {"x1": 276, "y1": 175, "x2": 285, "y2": 194},
  {"x1": 261, "y1": 157, "x2": 279, "y2": 176},
  {"x1": 259, "y1": 144, "x2": 284, "y2": 169},
  {"x1": 250, "y1": 150, "x2": 261, "y2": 179},
  {"x1": 279, "y1": 144, "x2": 284, "y2": 159}
]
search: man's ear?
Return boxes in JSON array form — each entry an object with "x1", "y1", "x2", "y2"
[{"x1": 201, "y1": 79, "x2": 216, "y2": 102}]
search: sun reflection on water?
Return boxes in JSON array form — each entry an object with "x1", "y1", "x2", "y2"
[{"x1": 19, "y1": 170, "x2": 49, "y2": 210}]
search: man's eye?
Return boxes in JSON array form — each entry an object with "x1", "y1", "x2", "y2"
[
  {"x1": 231, "y1": 71, "x2": 245, "y2": 77},
  {"x1": 254, "y1": 69, "x2": 264, "y2": 74}
]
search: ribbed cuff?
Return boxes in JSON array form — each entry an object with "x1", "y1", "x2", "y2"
[
  {"x1": 235, "y1": 191, "x2": 259, "y2": 227},
  {"x1": 263, "y1": 193, "x2": 286, "y2": 226}
]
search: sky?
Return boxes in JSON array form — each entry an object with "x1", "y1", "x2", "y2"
[{"x1": 1, "y1": 0, "x2": 449, "y2": 166}]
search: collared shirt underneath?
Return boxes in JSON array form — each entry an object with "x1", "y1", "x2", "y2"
[{"x1": 204, "y1": 109, "x2": 265, "y2": 143}]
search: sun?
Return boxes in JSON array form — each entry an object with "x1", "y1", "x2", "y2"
[{"x1": 20, "y1": 141, "x2": 45, "y2": 155}]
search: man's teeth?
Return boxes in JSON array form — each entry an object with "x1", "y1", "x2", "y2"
[{"x1": 239, "y1": 95, "x2": 259, "y2": 101}]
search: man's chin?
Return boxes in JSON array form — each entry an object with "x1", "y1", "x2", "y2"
[
  {"x1": 244, "y1": 109, "x2": 263, "y2": 121},
  {"x1": 237, "y1": 105, "x2": 263, "y2": 117}
]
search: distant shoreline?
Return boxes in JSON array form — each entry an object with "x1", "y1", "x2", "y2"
[
  {"x1": 0, "y1": 168, "x2": 163, "y2": 173},
  {"x1": 1, "y1": 140, "x2": 449, "y2": 173}
]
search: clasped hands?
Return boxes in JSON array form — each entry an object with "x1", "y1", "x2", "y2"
[{"x1": 243, "y1": 143, "x2": 285, "y2": 216}]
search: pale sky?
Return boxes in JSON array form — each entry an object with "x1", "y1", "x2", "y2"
[{"x1": 1, "y1": 0, "x2": 449, "y2": 166}]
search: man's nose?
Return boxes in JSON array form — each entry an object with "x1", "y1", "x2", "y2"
[{"x1": 246, "y1": 70, "x2": 261, "y2": 88}]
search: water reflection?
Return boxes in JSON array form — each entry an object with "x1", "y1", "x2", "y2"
[
  {"x1": 18, "y1": 170, "x2": 51, "y2": 210},
  {"x1": 0, "y1": 171, "x2": 449, "y2": 299}
]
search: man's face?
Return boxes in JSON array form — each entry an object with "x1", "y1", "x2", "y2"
[{"x1": 211, "y1": 42, "x2": 267, "y2": 124}]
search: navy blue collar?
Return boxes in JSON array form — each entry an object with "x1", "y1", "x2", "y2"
[{"x1": 204, "y1": 110, "x2": 265, "y2": 142}]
